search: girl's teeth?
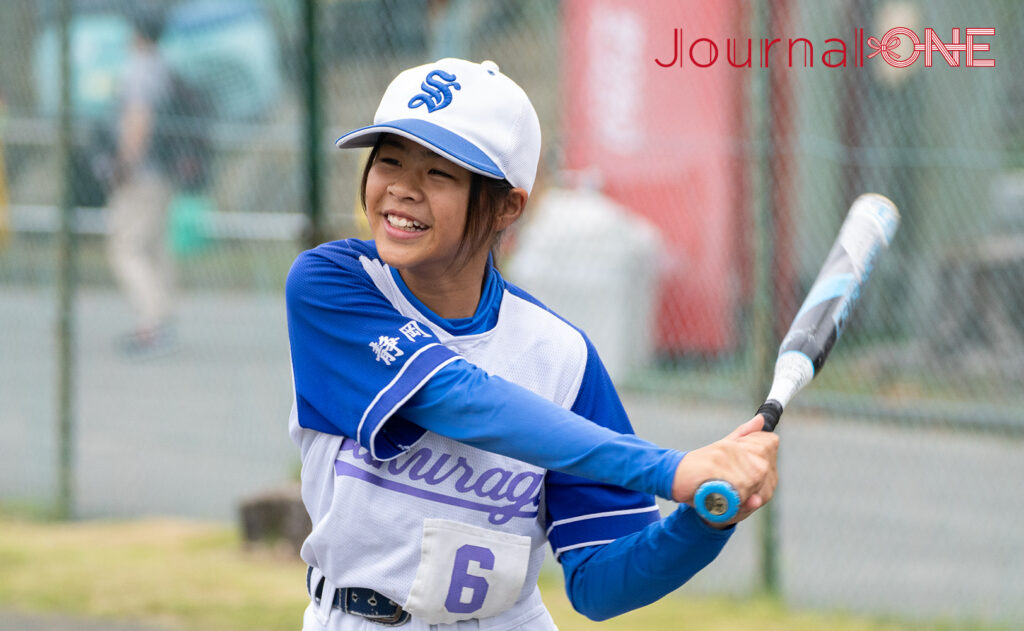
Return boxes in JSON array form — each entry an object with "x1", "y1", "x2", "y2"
[{"x1": 387, "y1": 215, "x2": 426, "y2": 231}]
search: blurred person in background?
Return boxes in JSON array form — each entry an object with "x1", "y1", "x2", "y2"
[{"x1": 106, "y1": 7, "x2": 175, "y2": 355}]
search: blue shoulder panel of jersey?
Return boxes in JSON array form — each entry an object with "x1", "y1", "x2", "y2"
[{"x1": 285, "y1": 239, "x2": 460, "y2": 460}]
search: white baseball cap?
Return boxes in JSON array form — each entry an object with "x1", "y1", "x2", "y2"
[{"x1": 335, "y1": 58, "x2": 542, "y2": 194}]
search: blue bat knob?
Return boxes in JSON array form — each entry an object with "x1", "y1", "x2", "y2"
[{"x1": 694, "y1": 479, "x2": 740, "y2": 524}]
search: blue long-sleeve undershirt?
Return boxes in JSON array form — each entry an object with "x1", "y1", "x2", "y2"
[
  {"x1": 397, "y1": 359, "x2": 734, "y2": 619},
  {"x1": 398, "y1": 359, "x2": 683, "y2": 500}
]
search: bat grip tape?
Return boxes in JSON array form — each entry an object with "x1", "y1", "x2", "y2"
[{"x1": 757, "y1": 399, "x2": 783, "y2": 432}]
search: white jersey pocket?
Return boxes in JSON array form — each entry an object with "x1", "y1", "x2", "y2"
[{"x1": 404, "y1": 518, "x2": 532, "y2": 625}]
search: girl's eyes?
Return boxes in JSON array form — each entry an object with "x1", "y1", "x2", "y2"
[{"x1": 376, "y1": 156, "x2": 456, "y2": 180}]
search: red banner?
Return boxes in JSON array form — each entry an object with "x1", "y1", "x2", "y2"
[{"x1": 562, "y1": 0, "x2": 747, "y2": 354}]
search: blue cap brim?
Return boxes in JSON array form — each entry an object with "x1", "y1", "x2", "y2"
[{"x1": 335, "y1": 119, "x2": 504, "y2": 180}]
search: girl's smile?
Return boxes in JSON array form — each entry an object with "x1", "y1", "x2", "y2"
[{"x1": 383, "y1": 211, "x2": 429, "y2": 234}]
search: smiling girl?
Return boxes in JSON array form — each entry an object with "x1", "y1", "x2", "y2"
[{"x1": 286, "y1": 58, "x2": 777, "y2": 631}]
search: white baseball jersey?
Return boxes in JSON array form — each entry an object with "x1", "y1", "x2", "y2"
[{"x1": 287, "y1": 239, "x2": 660, "y2": 628}]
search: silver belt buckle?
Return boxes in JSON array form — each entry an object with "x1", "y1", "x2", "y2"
[{"x1": 374, "y1": 606, "x2": 408, "y2": 626}]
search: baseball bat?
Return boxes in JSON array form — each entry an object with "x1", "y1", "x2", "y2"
[{"x1": 694, "y1": 193, "x2": 900, "y2": 524}]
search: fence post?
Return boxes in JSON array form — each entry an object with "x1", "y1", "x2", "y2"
[
  {"x1": 749, "y1": 0, "x2": 780, "y2": 597},
  {"x1": 55, "y1": 0, "x2": 76, "y2": 520},
  {"x1": 302, "y1": 0, "x2": 324, "y2": 249}
]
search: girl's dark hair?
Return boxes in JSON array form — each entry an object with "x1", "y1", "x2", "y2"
[{"x1": 359, "y1": 139, "x2": 516, "y2": 269}]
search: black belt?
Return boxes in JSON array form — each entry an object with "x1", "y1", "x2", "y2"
[{"x1": 307, "y1": 567, "x2": 411, "y2": 626}]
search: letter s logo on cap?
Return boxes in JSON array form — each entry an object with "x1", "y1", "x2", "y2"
[{"x1": 408, "y1": 70, "x2": 461, "y2": 112}]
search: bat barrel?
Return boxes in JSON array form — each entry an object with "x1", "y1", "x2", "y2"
[{"x1": 778, "y1": 194, "x2": 900, "y2": 377}]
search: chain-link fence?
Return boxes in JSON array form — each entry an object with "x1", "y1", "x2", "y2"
[{"x1": 1, "y1": 0, "x2": 1021, "y2": 626}]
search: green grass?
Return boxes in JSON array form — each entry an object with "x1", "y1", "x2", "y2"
[{"x1": 0, "y1": 516, "x2": 1006, "y2": 631}]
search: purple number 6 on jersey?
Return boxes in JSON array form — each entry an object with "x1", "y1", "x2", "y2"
[{"x1": 445, "y1": 544, "x2": 494, "y2": 614}]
